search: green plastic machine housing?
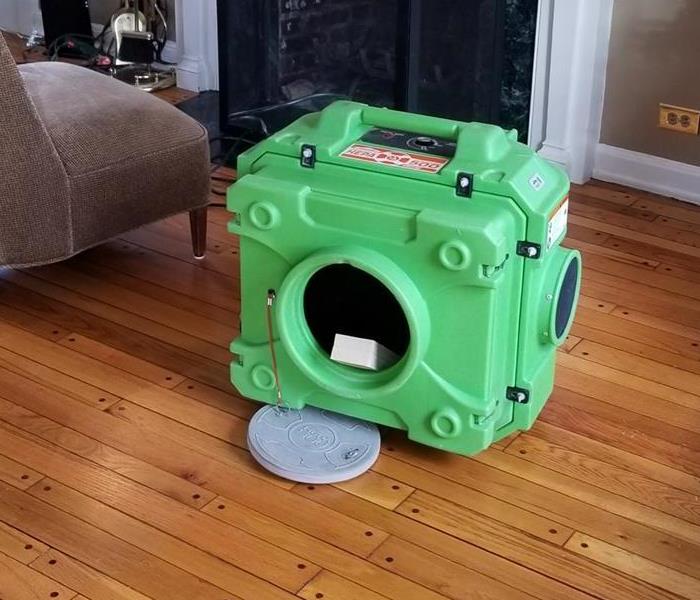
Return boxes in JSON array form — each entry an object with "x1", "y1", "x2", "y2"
[{"x1": 227, "y1": 101, "x2": 581, "y2": 456}]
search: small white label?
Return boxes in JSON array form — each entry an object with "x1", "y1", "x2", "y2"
[
  {"x1": 547, "y1": 198, "x2": 569, "y2": 249},
  {"x1": 529, "y1": 173, "x2": 545, "y2": 191}
]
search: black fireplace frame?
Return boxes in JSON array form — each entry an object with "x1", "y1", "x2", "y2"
[{"x1": 216, "y1": 0, "x2": 512, "y2": 137}]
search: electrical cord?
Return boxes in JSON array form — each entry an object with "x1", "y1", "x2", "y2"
[
  {"x1": 152, "y1": 0, "x2": 171, "y2": 63},
  {"x1": 209, "y1": 164, "x2": 238, "y2": 206},
  {"x1": 226, "y1": 92, "x2": 348, "y2": 119},
  {"x1": 209, "y1": 133, "x2": 259, "y2": 169},
  {"x1": 207, "y1": 127, "x2": 261, "y2": 205},
  {"x1": 47, "y1": 34, "x2": 98, "y2": 61},
  {"x1": 224, "y1": 93, "x2": 349, "y2": 138},
  {"x1": 228, "y1": 115, "x2": 271, "y2": 137}
]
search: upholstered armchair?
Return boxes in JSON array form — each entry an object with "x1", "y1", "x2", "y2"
[{"x1": 0, "y1": 32, "x2": 210, "y2": 268}]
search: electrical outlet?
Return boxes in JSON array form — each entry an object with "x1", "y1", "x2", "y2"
[{"x1": 659, "y1": 103, "x2": 700, "y2": 135}]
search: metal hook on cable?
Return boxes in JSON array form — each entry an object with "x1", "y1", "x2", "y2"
[{"x1": 265, "y1": 289, "x2": 284, "y2": 408}]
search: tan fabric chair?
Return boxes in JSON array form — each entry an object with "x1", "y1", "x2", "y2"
[{"x1": 0, "y1": 32, "x2": 210, "y2": 268}]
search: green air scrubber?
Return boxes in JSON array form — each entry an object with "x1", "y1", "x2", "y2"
[{"x1": 227, "y1": 101, "x2": 581, "y2": 456}]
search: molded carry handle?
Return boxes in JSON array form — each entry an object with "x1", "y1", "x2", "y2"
[
  {"x1": 360, "y1": 105, "x2": 463, "y2": 141},
  {"x1": 315, "y1": 101, "x2": 517, "y2": 165}
]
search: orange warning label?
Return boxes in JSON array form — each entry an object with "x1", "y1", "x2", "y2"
[{"x1": 339, "y1": 144, "x2": 449, "y2": 174}]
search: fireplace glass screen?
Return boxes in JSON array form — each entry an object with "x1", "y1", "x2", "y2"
[{"x1": 217, "y1": 0, "x2": 538, "y2": 141}]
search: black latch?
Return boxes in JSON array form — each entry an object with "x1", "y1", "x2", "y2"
[
  {"x1": 300, "y1": 144, "x2": 316, "y2": 168},
  {"x1": 455, "y1": 172, "x2": 473, "y2": 198},
  {"x1": 506, "y1": 386, "x2": 529, "y2": 404},
  {"x1": 516, "y1": 241, "x2": 541, "y2": 259}
]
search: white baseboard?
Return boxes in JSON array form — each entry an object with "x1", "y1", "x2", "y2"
[
  {"x1": 161, "y1": 40, "x2": 177, "y2": 64},
  {"x1": 176, "y1": 55, "x2": 201, "y2": 91},
  {"x1": 594, "y1": 144, "x2": 700, "y2": 206},
  {"x1": 538, "y1": 143, "x2": 578, "y2": 181}
]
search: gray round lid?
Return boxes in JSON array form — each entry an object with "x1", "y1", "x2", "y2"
[{"x1": 247, "y1": 404, "x2": 381, "y2": 484}]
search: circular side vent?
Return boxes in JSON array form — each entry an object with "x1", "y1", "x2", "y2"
[{"x1": 550, "y1": 252, "x2": 581, "y2": 344}]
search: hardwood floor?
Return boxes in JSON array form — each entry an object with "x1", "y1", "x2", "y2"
[{"x1": 0, "y1": 174, "x2": 699, "y2": 600}]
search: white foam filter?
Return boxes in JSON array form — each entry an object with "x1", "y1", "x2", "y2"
[{"x1": 330, "y1": 333, "x2": 398, "y2": 371}]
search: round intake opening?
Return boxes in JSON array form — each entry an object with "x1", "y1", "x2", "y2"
[
  {"x1": 554, "y1": 254, "x2": 580, "y2": 340},
  {"x1": 303, "y1": 264, "x2": 410, "y2": 370}
]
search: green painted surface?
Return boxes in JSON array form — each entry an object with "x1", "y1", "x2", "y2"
[{"x1": 227, "y1": 101, "x2": 580, "y2": 456}]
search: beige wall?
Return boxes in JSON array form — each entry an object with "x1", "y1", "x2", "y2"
[
  {"x1": 600, "y1": 0, "x2": 700, "y2": 166},
  {"x1": 88, "y1": 0, "x2": 176, "y2": 41}
]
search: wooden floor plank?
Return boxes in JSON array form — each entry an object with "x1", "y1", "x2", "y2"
[
  {"x1": 632, "y1": 196, "x2": 700, "y2": 225},
  {"x1": 529, "y1": 421, "x2": 700, "y2": 497},
  {"x1": 563, "y1": 236, "x2": 660, "y2": 267},
  {"x1": 73, "y1": 258, "x2": 235, "y2": 324},
  {"x1": 0, "y1": 300, "x2": 68, "y2": 341},
  {"x1": 611, "y1": 306, "x2": 700, "y2": 346},
  {"x1": 602, "y1": 236, "x2": 700, "y2": 272},
  {"x1": 367, "y1": 536, "x2": 536, "y2": 600},
  {"x1": 557, "y1": 352, "x2": 699, "y2": 411},
  {"x1": 0, "y1": 365, "x2": 293, "y2": 492},
  {"x1": 372, "y1": 453, "x2": 571, "y2": 545},
  {"x1": 570, "y1": 193, "x2": 657, "y2": 222},
  {"x1": 0, "y1": 551, "x2": 77, "y2": 600},
  {"x1": 576, "y1": 295, "x2": 617, "y2": 313},
  {"x1": 582, "y1": 253, "x2": 700, "y2": 299},
  {"x1": 296, "y1": 484, "x2": 675, "y2": 600},
  {"x1": 30, "y1": 549, "x2": 154, "y2": 600},
  {"x1": 57, "y1": 334, "x2": 186, "y2": 388},
  {"x1": 0, "y1": 452, "x2": 44, "y2": 490},
  {"x1": 202, "y1": 493, "x2": 453, "y2": 600},
  {"x1": 553, "y1": 367, "x2": 700, "y2": 436},
  {"x1": 0, "y1": 481, "x2": 242, "y2": 600},
  {"x1": 297, "y1": 571, "x2": 389, "y2": 600},
  {"x1": 172, "y1": 378, "x2": 256, "y2": 419},
  {"x1": 0, "y1": 423, "x2": 318, "y2": 593},
  {"x1": 0, "y1": 278, "x2": 232, "y2": 393},
  {"x1": 0, "y1": 522, "x2": 50, "y2": 565},
  {"x1": 25, "y1": 479, "x2": 297, "y2": 600},
  {"x1": 569, "y1": 202, "x2": 700, "y2": 248},
  {"x1": 584, "y1": 268, "x2": 700, "y2": 315},
  {"x1": 657, "y1": 261, "x2": 700, "y2": 284},
  {"x1": 0, "y1": 397, "x2": 216, "y2": 509},
  {"x1": 206, "y1": 480, "x2": 621, "y2": 600},
  {"x1": 570, "y1": 308, "x2": 700, "y2": 360},
  {"x1": 565, "y1": 533, "x2": 700, "y2": 600},
  {"x1": 564, "y1": 222, "x2": 610, "y2": 245},
  {"x1": 1, "y1": 269, "x2": 230, "y2": 364},
  {"x1": 334, "y1": 470, "x2": 415, "y2": 510},
  {"x1": 381, "y1": 435, "x2": 700, "y2": 577},
  {"x1": 0, "y1": 170, "x2": 698, "y2": 599},
  {"x1": 27, "y1": 261, "x2": 232, "y2": 346},
  {"x1": 569, "y1": 182, "x2": 638, "y2": 206},
  {"x1": 569, "y1": 214, "x2": 700, "y2": 258},
  {"x1": 506, "y1": 434, "x2": 700, "y2": 525},
  {"x1": 540, "y1": 398, "x2": 700, "y2": 478},
  {"x1": 474, "y1": 445, "x2": 700, "y2": 549},
  {"x1": 0, "y1": 346, "x2": 122, "y2": 409},
  {"x1": 84, "y1": 241, "x2": 237, "y2": 311},
  {"x1": 0, "y1": 323, "x2": 173, "y2": 401},
  {"x1": 569, "y1": 340, "x2": 700, "y2": 397}
]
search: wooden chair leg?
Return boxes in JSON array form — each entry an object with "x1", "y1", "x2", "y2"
[{"x1": 189, "y1": 206, "x2": 208, "y2": 259}]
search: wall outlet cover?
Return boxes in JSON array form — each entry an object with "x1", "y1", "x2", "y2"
[{"x1": 659, "y1": 103, "x2": 700, "y2": 135}]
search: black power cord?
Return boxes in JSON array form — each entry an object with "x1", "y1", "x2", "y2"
[
  {"x1": 208, "y1": 132, "x2": 260, "y2": 206},
  {"x1": 47, "y1": 33, "x2": 98, "y2": 61}
]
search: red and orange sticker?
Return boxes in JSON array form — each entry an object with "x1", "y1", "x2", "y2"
[{"x1": 340, "y1": 144, "x2": 449, "y2": 174}]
